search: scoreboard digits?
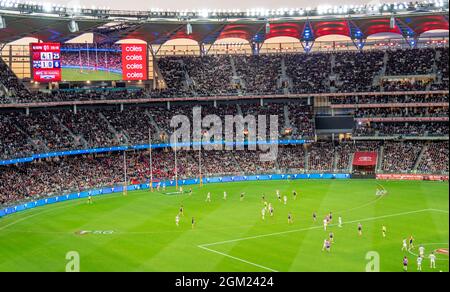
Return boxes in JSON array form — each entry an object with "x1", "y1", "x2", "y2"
[{"x1": 30, "y1": 43, "x2": 61, "y2": 82}]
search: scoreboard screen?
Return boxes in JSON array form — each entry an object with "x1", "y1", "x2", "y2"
[{"x1": 30, "y1": 43, "x2": 62, "y2": 82}]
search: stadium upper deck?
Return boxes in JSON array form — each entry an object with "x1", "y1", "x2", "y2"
[{"x1": 0, "y1": 1, "x2": 448, "y2": 48}]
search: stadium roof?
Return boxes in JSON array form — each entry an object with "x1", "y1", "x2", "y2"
[{"x1": 0, "y1": 10, "x2": 448, "y2": 44}]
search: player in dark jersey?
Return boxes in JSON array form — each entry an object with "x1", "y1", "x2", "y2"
[
  {"x1": 325, "y1": 240, "x2": 331, "y2": 252},
  {"x1": 408, "y1": 235, "x2": 414, "y2": 250},
  {"x1": 403, "y1": 256, "x2": 408, "y2": 272},
  {"x1": 191, "y1": 217, "x2": 195, "y2": 229},
  {"x1": 288, "y1": 212, "x2": 293, "y2": 224},
  {"x1": 179, "y1": 205, "x2": 184, "y2": 216}
]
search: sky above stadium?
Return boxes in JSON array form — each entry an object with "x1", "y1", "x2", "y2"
[{"x1": 58, "y1": 0, "x2": 391, "y2": 11}]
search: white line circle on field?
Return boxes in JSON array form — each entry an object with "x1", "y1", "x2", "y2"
[{"x1": 407, "y1": 243, "x2": 449, "y2": 261}]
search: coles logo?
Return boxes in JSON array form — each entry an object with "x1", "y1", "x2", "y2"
[
  {"x1": 359, "y1": 156, "x2": 373, "y2": 162},
  {"x1": 121, "y1": 44, "x2": 147, "y2": 81}
]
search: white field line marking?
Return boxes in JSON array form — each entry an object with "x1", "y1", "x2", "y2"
[
  {"x1": 427, "y1": 208, "x2": 449, "y2": 214},
  {"x1": 198, "y1": 208, "x2": 447, "y2": 271},
  {"x1": 407, "y1": 242, "x2": 449, "y2": 261},
  {"x1": 336, "y1": 193, "x2": 385, "y2": 215},
  {"x1": 198, "y1": 245, "x2": 279, "y2": 272},
  {"x1": 199, "y1": 208, "x2": 442, "y2": 247},
  {"x1": 0, "y1": 190, "x2": 152, "y2": 232},
  {"x1": 0, "y1": 202, "x2": 85, "y2": 232}
]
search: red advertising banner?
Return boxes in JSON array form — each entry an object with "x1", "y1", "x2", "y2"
[
  {"x1": 353, "y1": 151, "x2": 378, "y2": 166},
  {"x1": 121, "y1": 44, "x2": 147, "y2": 81},
  {"x1": 376, "y1": 174, "x2": 449, "y2": 181},
  {"x1": 30, "y1": 43, "x2": 61, "y2": 82}
]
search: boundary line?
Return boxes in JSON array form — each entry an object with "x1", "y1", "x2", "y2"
[{"x1": 198, "y1": 245, "x2": 279, "y2": 272}]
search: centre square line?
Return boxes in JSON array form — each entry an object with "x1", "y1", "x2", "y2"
[{"x1": 197, "y1": 208, "x2": 447, "y2": 271}]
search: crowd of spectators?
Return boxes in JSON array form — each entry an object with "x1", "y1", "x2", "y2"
[
  {"x1": 355, "y1": 122, "x2": 448, "y2": 137},
  {"x1": 417, "y1": 142, "x2": 449, "y2": 174},
  {"x1": 385, "y1": 48, "x2": 436, "y2": 76},
  {"x1": 234, "y1": 55, "x2": 283, "y2": 95},
  {"x1": 0, "y1": 102, "x2": 317, "y2": 160},
  {"x1": 1, "y1": 46, "x2": 449, "y2": 104},
  {"x1": 1, "y1": 140, "x2": 448, "y2": 207},
  {"x1": 0, "y1": 59, "x2": 30, "y2": 103},
  {"x1": 333, "y1": 50, "x2": 384, "y2": 92},
  {"x1": 334, "y1": 141, "x2": 382, "y2": 172},
  {"x1": 355, "y1": 106, "x2": 448, "y2": 118},
  {"x1": 382, "y1": 141, "x2": 423, "y2": 173},
  {"x1": 307, "y1": 142, "x2": 335, "y2": 172},
  {"x1": 285, "y1": 52, "x2": 331, "y2": 94},
  {"x1": 185, "y1": 55, "x2": 237, "y2": 96},
  {"x1": 330, "y1": 93, "x2": 449, "y2": 104}
]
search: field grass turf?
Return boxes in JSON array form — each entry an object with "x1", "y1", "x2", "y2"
[
  {"x1": 0, "y1": 179, "x2": 448, "y2": 272},
  {"x1": 62, "y1": 68, "x2": 122, "y2": 81}
]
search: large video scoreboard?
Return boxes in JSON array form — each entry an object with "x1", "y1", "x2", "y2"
[
  {"x1": 31, "y1": 43, "x2": 62, "y2": 82},
  {"x1": 30, "y1": 42, "x2": 148, "y2": 82}
]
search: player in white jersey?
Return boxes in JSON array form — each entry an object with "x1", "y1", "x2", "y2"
[
  {"x1": 419, "y1": 246, "x2": 425, "y2": 257},
  {"x1": 261, "y1": 207, "x2": 266, "y2": 220},
  {"x1": 417, "y1": 256, "x2": 423, "y2": 271},
  {"x1": 338, "y1": 216, "x2": 343, "y2": 228},
  {"x1": 322, "y1": 239, "x2": 328, "y2": 251},
  {"x1": 179, "y1": 186, "x2": 183, "y2": 193},
  {"x1": 382, "y1": 225, "x2": 387, "y2": 238},
  {"x1": 402, "y1": 239, "x2": 408, "y2": 251},
  {"x1": 288, "y1": 212, "x2": 293, "y2": 224},
  {"x1": 276, "y1": 190, "x2": 281, "y2": 201},
  {"x1": 429, "y1": 252, "x2": 436, "y2": 269},
  {"x1": 175, "y1": 214, "x2": 180, "y2": 227},
  {"x1": 283, "y1": 195, "x2": 288, "y2": 205},
  {"x1": 206, "y1": 192, "x2": 211, "y2": 203},
  {"x1": 223, "y1": 191, "x2": 227, "y2": 200},
  {"x1": 323, "y1": 218, "x2": 328, "y2": 231}
]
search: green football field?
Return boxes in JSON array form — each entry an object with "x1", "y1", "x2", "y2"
[
  {"x1": 62, "y1": 68, "x2": 122, "y2": 81},
  {"x1": 0, "y1": 179, "x2": 448, "y2": 272}
]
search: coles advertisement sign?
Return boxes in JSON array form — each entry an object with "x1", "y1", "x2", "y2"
[
  {"x1": 31, "y1": 43, "x2": 61, "y2": 82},
  {"x1": 377, "y1": 174, "x2": 449, "y2": 181},
  {"x1": 353, "y1": 152, "x2": 377, "y2": 166},
  {"x1": 121, "y1": 44, "x2": 147, "y2": 81}
]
